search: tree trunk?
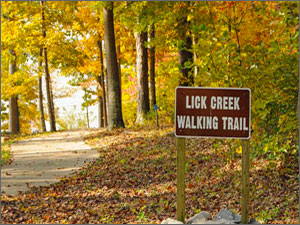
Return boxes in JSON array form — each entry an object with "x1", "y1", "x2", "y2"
[
  {"x1": 43, "y1": 48, "x2": 56, "y2": 132},
  {"x1": 97, "y1": 38, "x2": 107, "y2": 127},
  {"x1": 297, "y1": 89, "x2": 299, "y2": 118},
  {"x1": 228, "y1": 21, "x2": 231, "y2": 78},
  {"x1": 135, "y1": 31, "x2": 150, "y2": 124},
  {"x1": 115, "y1": 18, "x2": 122, "y2": 102},
  {"x1": 102, "y1": 72, "x2": 108, "y2": 127},
  {"x1": 103, "y1": 2, "x2": 125, "y2": 130},
  {"x1": 8, "y1": 49, "x2": 20, "y2": 134},
  {"x1": 178, "y1": 5, "x2": 194, "y2": 86},
  {"x1": 98, "y1": 95, "x2": 104, "y2": 128},
  {"x1": 41, "y1": 0, "x2": 56, "y2": 132},
  {"x1": 149, "y1": 24, "x2": 156, "y2": 108},
  {"x1": 96, "y1": 62, "x2": 104, "y2": 128},
  {"x1": 9, "y1": 97, "x2": 19, "y2": 134},
  {"x1": 233, "y1": 4, "x2": 242, "y2": 67},
  {"x1": 105, "y1": 67, "x2": 109, "y2": 106},
  {"x1": 178, "y1": 37, "x2": 193, "y2": 86},
  {"x1": 86, "y1": 105, "x2": 90, "y2": 129},
  {"x1": 38, "y1": 48, "x2": 46, "y2": 132},
  {"x1": 117, "y1": 42, "x2": 122, "y2": 103},
  {"x1": 192, "y1": 35, "x2": 199, "y2": 78}
]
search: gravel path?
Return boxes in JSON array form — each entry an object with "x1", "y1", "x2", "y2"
[{"x1": 1, "y1": 129, "x2": 99, "y2": 196}]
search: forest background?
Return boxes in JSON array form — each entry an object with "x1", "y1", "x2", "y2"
[
  {"x1": 1, "y1": 1, "x2": 299, "y2": 224},
  {"x1": 2, "y1": 1, "x2": 298, "y2": 158}
]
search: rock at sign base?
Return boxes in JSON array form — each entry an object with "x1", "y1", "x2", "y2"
[
  {"x1": 186, "y1": 211, "x2": 212, "y2": 224},
  {"x1": 161, "y1": 218, "x2": 183, "y2": 224},
  {"x1": 249, "y1": 218, "x2": 260, "y2": 224},
  {"x1": 206, "y1": 219, "x2": 236, "y2": 224},
  {"x1": 213, "y1": 209, "x2": 241, "y2": 223}
]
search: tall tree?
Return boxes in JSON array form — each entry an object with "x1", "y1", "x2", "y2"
[
  {"x1": 135, "y1": 29, "x2": 150, "y2": 124},
  {"x1": 97, "y1": 38, "x2": 108, "y2": 128},
  {"x1": 2, "y1": 2, "x2": 39, "y2": 133},
  {"x1": 41, "y1": 0, "x2": 56, "y2": 132},
  {"x1": 38, "y1": 48, "x2": 46, "y2": 132},
  {"x1": 8, "y1": 49, "x2": 20, "y2": 134},
  {"x1": 177, "y1": 2, "x2": 194, "y2": 86},
  {"x1": 103, "y1": 2, "x2": 125, "y2": 130},
  {"x1": 2, "y1": 5, "x2": 21, "y2": 134},
  {"x1": 134, "y1": 6, "x2": 150, "y2": 124},
  {"x1": 149, "y1": 24, "x2": 156, "y2": 107},
  {"x1": 115, "y1": 19, "x2": 122, "y2": 103},
  {"x1": 97, "y1": 90, "x2": 104, "y2": 128},
  {"x1": 83, "y1": 88, "x2": 90, "y2": 129}
]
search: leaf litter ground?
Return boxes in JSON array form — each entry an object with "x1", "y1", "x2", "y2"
[{"x1": 1, "y1": 126, "x2": 298, "y2": 224}]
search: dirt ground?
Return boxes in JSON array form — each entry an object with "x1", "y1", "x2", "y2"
[{"x1": 1, "y1": 129, "x2": 99, "y2": 196}]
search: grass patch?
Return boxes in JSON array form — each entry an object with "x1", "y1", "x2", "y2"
[{"x1": 1, "y1": 143, "x2": 11, "y2": 166}]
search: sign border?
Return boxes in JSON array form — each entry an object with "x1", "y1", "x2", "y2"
[{"x1": 174, "y1": 86, "x2": 251, "y2": 139}]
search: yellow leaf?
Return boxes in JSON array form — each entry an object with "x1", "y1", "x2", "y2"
[
  {"x1": 216, "y1": 43, "x2": 222, "y2": 48},
  {"x1": 236, "y1": 146, "x2": 242, "y2": 154}
]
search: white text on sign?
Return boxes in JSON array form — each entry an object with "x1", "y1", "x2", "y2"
[
  {"x1": 185, "y1": 95, "x2": 240, "y2": 110},
  {"x1": 178, "y1": 95, "x2": 248, "y2": 131}
]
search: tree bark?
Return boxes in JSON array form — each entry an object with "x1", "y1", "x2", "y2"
[
  {"x1": 41, "y1": 0, "x2": 56, "y2": 132},
  {"x1": 149, "y1": 24, "x2": 157, "y2": 108},
  {"x1": 43, "y1": 47, "x2": 56, "y2": 132},
  {"x1": 98, "y1": 40, "x2": 107, "y2": 128},
  {"x1": 38, "y1": 48, "x2": 46, "y2": 132},
  {"x1": 103, "y1": 2, "x2": 125, "y2": 130},
  {"x1": 102, "y1": 71, "x2": 108, "y2": 127},
  {"x1": 178, "y1": 37, "x2": 193, "y2": 86},
  {"x1": 135, "y1": 31, "x2": 150, "y2": 124},
  {"x1": 178, "y1": 4, "x2": 194, "y2": 86},
  {"x1": 192, "y1": 34, "x2": 199, "y2": 78},
  {"x1": 115, "y1": 18, "x2": 122, "y2": 102},
  {"x1": 97, "y1": 38, "x2": 107, "y2": 127},
  {"x1": 9, "y1": 97, "x2": 20, "y2": 134},
  {"x1": 233, "y1": 4, "x2": 242, "y2": 67},
  {"x1": 86, "y1": 105, "x2": 90, "y2": 129},
  {"x1": 97, "y1": 95, "x2": 104, "y2": 128},
  {"x1": 8, "y1": 49, "x2": 20, "y2": 134},
  {"x1": 297, "y1": 89, "x2": 299, "y2": 118},
  {"x1": 227, "y1": 19, "x2": 232, "y2": 85},
  {"x1": 117, "y1": 42, "x2": 122, "y2": 103}
]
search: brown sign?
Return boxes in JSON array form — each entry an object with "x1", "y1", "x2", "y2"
[{"x1": 175, "y1": 87, "x2": 251, "y2": 139}]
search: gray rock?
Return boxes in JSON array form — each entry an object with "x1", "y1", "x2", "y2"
[
  {"x1": 161, "y1": 218, "x2": 183, "y2": 224},
  {"x1": 213, "y1": 209, "x2": 233, "y2": 221},
  {"x1": 232, "y1": 213, "x2": 241, "y2": 223},
  {"x1": 187, "y1": 211, "x2": 212, "y2": 224},
  {"x1": 249, "y1": 218, "x2": 260, "y2": 224},
  {"x1": 206, "y1": 219, "x2": 236, "y2": 224},
  {"x1": 214, "y1": 209, "x2": 241, "y2": 223}
]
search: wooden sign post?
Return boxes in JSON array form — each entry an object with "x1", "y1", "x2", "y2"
[
  {"x1": 241, "y1": 139, "x2": 250, "y2": 224},
  {"x1": 175, "y1": 87, "x2": 251, "y2": 223},
  {"x1": 176, "y1": 138, "x2": 186, "y2": 223}
]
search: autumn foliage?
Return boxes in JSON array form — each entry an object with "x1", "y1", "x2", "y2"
[{"x1": 1, "y1": 1, "x2": 299, "y2": 224}]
